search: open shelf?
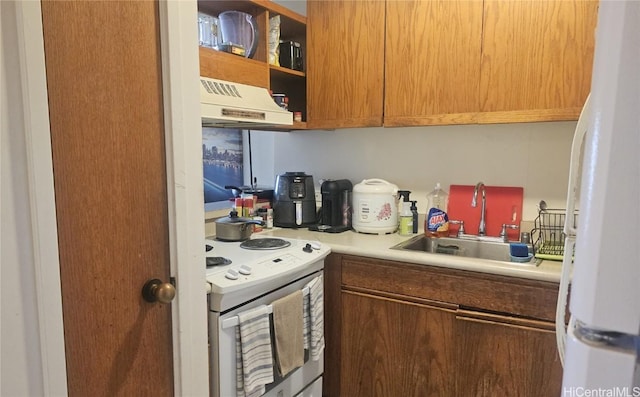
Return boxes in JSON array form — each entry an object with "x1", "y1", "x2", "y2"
[
  {"x1": 198, "y1": 0, "x2": 308, "y2": 129},
  {"x1": 270, "y1": 64, "x2": 305, "y2": 78}
]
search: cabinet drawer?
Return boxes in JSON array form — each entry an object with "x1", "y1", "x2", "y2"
[
  {"x1": 341, "y1": 255, "x2": 559, "y2": 321},
  {"x1": 456, "y1": 309, "x2": 555, "y2": 332}
]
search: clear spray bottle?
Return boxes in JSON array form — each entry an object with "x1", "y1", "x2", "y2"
[{"x1": 397, "y1": 190, "x2": 412, "y2": 235}]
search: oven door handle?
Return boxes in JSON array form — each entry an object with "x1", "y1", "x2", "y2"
[{"x1": 221, "y1": 284, "x2": 311, "y2": 329}]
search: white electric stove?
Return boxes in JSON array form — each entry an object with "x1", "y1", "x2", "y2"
[
  {"x1": 205, "y1": 236, "x2": 330, "y2": 311},
  {"x1": 205, "y1": 236, "x2": 330, "y2": 397}
]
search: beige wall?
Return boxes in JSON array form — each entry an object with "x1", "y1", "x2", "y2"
[{"x1": 266, "y1": 121, "x2": 577, "y2": 222}]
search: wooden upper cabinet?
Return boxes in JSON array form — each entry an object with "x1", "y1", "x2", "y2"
[
  {"x1": 384, "y1": 1, "x2": 483, "y2": 126},
  {"x1": 307, "y1": 0, "x2": 596, "y2": 128},
  {"x1": 479, "y1": 0, "x2": 599, "y2": 123},
  {"x1": 306, "y1": 1, "x2": 385, "y2": 129}
]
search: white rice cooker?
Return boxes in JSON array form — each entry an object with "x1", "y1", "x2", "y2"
[{"x1": 352, "y1": 179, "x2": 399, "y2": 234}]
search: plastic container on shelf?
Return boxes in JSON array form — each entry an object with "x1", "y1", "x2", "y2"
[{"x1": 424, "y1": 183, "x2": 449, "y2": 237}]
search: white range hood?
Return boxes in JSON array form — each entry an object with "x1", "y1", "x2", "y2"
[{"x1": 200, "y1": 76, "x2": 293, "y2": 128}]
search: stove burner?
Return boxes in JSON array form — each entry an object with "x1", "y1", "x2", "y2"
[
  {"x1": 240, "y1": 238, "x2": 291, "y2": 250},
  {"x1": 206, "y1": 257, "x2": 232, "y2": 267}
]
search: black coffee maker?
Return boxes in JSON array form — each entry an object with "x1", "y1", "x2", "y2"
[
  {"x1": 273, "y1": 172, "x2": 317, "y2": 227},
  {"x1": 309, "y1": 179, "x2": 353, "y2": 233}
]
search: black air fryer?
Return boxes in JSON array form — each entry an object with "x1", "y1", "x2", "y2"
[{"x1": 273, "y1": 172, "x2": 317, "y2": 227}]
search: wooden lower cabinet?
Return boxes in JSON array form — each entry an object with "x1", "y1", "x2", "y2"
[
  {"x1": 455, "y1": 311, "x2": 563, "y2": 396},
  {"x1": 340, "y1": 291, "x2": 456, "y2": 396},
  {"x1": 324, "y1": 253, "x2": 564, "y2": 397}
]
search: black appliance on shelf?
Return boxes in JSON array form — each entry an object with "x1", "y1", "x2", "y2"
[{"x1": 279, "y1": 41, "x2": 304, "y2": 71}]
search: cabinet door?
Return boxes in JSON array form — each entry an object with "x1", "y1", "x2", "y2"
[
  {"x1": 479, "y1": 0, "x2": 598, "y2": 123},
  {"x1": 456, "y1": 310, "x2": 563, "y2": 397},
  {"x1": 384, "y1": 0, "x2": 483, "y2": 126},
  {"x1": 306, "y1": 1, "x2": 385, "y2": 129},
  {"x1": 341, "y1": 291, "x2": 456, "y2": 397}
]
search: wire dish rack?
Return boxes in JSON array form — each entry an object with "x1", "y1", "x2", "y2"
[{"x1": 531, "y1": 208, "x2": 579, "y2": 261}]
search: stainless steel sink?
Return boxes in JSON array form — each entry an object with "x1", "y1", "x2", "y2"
[{"x1": 391, "y1": 235, "x2": 538, "y2": 265}]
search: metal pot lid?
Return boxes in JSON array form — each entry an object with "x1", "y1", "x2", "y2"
[
  {"x1": 353, "y1": 178, "x2": 399, "y2": 194},
  {"x1": 215, "y1": 211, "x2": 256, "y2": 224},
  {"x1": 225, "y1": 185, "x2": 274, "y2": 196}
]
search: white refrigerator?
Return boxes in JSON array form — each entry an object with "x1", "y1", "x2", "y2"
[{"x1": 559, "y1": 0, "x2": 640, "y2": 394}]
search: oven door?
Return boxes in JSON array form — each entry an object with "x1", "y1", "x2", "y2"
[
  {"x1": 209, "y1": 269, "x2": 324, "y2": 397},
  {"x1": 295, "y1": 376, "x2": 323, "y2": 397}
]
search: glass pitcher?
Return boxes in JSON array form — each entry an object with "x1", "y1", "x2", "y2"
[{"x1": 218, "y1": 11, "x2": 259, "y2": 58}]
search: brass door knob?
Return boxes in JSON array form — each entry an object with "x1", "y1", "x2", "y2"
[{"x1": 142, "y1": 279, "x2": 176, "y2": 304}]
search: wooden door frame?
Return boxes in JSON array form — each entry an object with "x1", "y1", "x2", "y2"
[
  {"x1": 15, "y1": 1, "x2": 209, "y2": 395},
  {"x1": 11, "y1": 2, "x2": 68, "y2": 394},
  {"x1": 158, "y1": 1, "x2": 209, "y2": 394}
]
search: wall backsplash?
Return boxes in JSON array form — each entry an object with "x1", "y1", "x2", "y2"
[{"x1": 251, "y1": 121, "x2": 577, "y2": 223}]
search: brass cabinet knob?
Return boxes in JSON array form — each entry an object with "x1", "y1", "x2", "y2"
[{"x1": 142, "y1": 279, "x2": 176, "y2": 304}]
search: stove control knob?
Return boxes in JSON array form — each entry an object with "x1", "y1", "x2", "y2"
[
  {"x1": 238, "y1": 265, "x2": 252, "y2": 275},
  {"x1": 303, "y1": 243, "x2": 313, "y2": 253},
  {"x1": 225, "y1": 269, "x2": 239, "y2": 280}
]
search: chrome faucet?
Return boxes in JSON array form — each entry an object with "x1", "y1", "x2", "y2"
[{"x1": 471, "y1": 182, "x2": 487, "y2": 236}]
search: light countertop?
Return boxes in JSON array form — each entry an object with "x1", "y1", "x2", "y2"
[{"x1": 253, "y1": 228, "x2": 562, "y2": 283}]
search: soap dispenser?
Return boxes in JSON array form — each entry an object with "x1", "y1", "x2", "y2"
[
  {"x1": 410, "y1": 200, "x2": 418, "y2": 234},
  {"x1": 397, "y1": 190, "x2": 411, "y2": 206},
  {"x1": 397, "y1": 190, "x2": 411, "y2": 225},
  {"x1": 397, "y1": 190, "x2": 412, "y2": 235},
  {"x1": 399, "y1": 201, "x2": 413, "y2": 236}
]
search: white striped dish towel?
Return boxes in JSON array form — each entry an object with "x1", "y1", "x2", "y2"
[
  {"x1": 303, "y1": 290, "x2": 310, "y2": 350},
  {"x1": 235, "y1": 305, "x2": 274, "y2": 397},
  {"x1": 306, "y1": 275, "x2": 325, "y2": 361}
]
